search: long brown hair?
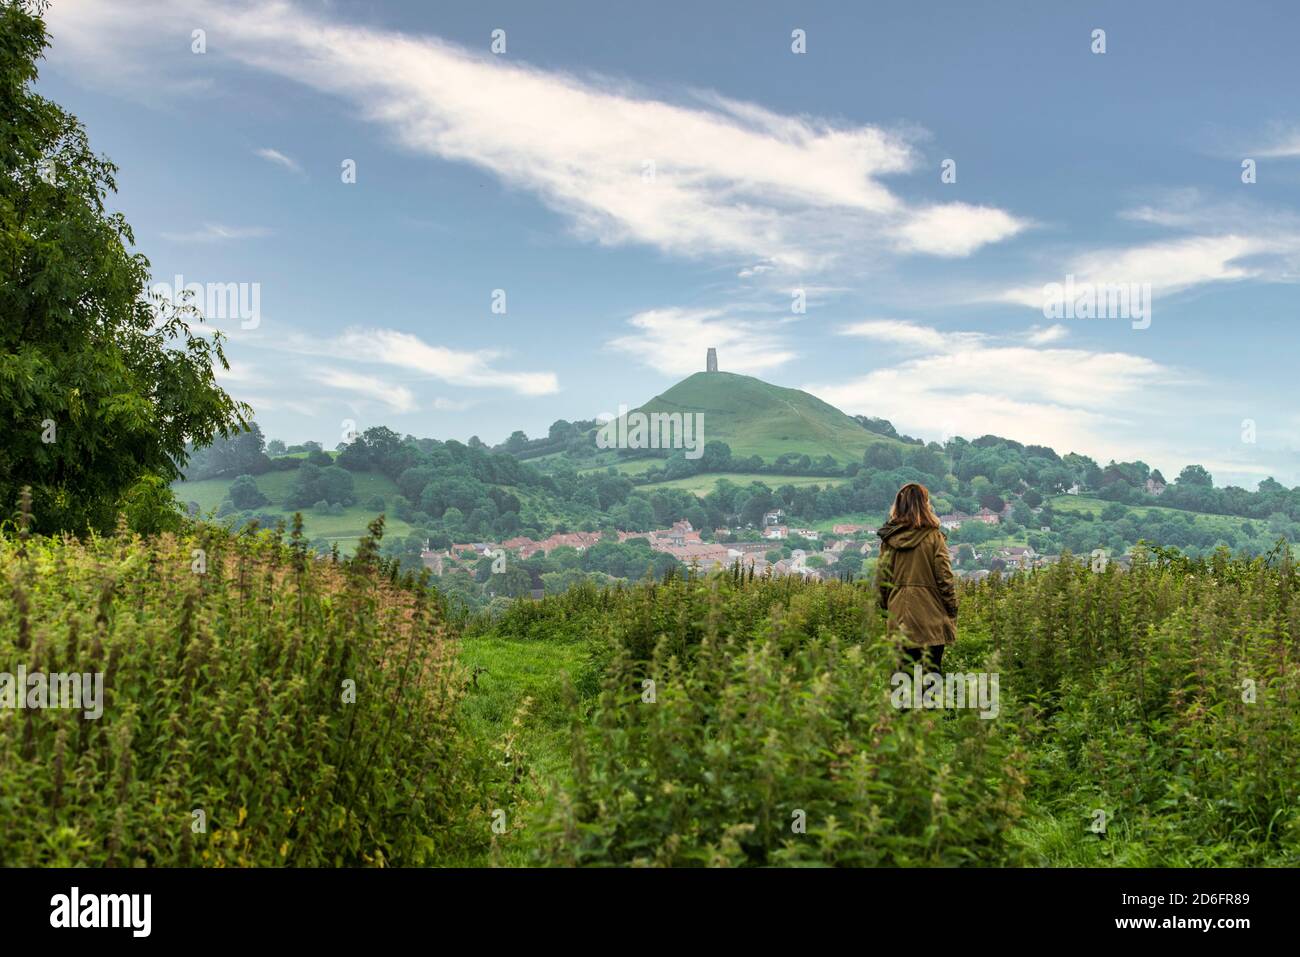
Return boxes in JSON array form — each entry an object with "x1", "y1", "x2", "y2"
[{"x1": 889, "y1": 482, "x2": 941, "y2": 530}]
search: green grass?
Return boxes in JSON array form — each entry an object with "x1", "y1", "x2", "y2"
[
  {"x1": 453, "y1": 634, "x2": 591, "y2": 865},
  {"x1": 456, "y1": 635, "x2": 587, "y2": 782},
  {"x1": 172, "y1": 470, "x2": 413, "y2": 550},
  {"x1": 273, "y1": 450, "x2": 339, "y2": 460},
  {"x1": 577, "y1": 458, "x2": 660, "y2": 476},
  {"x1": 637, "y1": 472, "x2": 848, "y2": 497},
  {"x1": 1047, "y1": 494, "x2": 1247, "y2": 537}
]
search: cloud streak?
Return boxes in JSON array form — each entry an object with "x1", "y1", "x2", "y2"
[
  {"x1": 268, "y1": 328, "x2": 559, "y2": 398},
  {"x1": 160, "y1": 223, "x2": 273, "y2": 243},
  {"x1": 254, "y1": 147, "x2": 301, "y2": 174},
  {"x1": 997, "y1": 234, "x2": 1275, "y2": 309},
  {"x1": 46, "y1": 0, "x2": 1026, "y2": 272},
  {"x1": 307, "y1": 368, "x2": 417, "y2": 413}
]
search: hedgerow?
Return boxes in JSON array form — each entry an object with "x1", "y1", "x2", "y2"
[{"x1": 0, "y1": 511, "x2": 476, "y2": 866}]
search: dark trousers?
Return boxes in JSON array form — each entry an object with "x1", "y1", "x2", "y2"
[{"x1": 902, "y1": 644, "x2": 945, "y2": 672}]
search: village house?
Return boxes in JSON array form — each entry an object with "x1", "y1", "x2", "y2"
[
  {"x1": 938, "y1": 511, "x2": 968, "y2": 530},
  {"x1": 1145, "y1": 476, "x2": 1166, "y2": 496},
  {"x1": 832, "y1": 523, "x2": 875, "y2": 536},
  {"x1": 662, "y1": 542, "x2": 734, "y2": 570},
  {"x1": 502, "y1": 530, "x2": 603, "y2": 558},
  {"x1": 419, "y1": 543, "x2": 448, "y2": 575},
  {"x1": 762, "y1": 508, "x2": 785, "y2": 527},
  {"x1": 656, "y1": 520, "x2": 701, "y2": 547},
  {"x1": 771, "y1": 557, "x2": 822, "y2": 580},
  {"x1": 999, "y1": 545, "x2": 1037, "y2": 567},
  {"x1": 763, "y1": 525, "x2": 789, "y2": 540}
]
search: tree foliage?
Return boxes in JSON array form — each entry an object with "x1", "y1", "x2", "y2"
[{"x1": 0, "y1": 2, "x2": 247, "y2": 531}]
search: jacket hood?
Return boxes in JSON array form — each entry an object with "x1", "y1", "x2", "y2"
[{"x1": 877, "y1": 520, "x2": 938, "y2": 550}]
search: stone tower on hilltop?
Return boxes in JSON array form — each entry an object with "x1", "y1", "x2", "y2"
[{"x1": 706, "y1": 347, "x2": 718, "y2": 372}]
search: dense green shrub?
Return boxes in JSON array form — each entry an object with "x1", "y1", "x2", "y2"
[
  {"x1": 0, "y1": 514, "x2": 470, "y2": 866},
  {"x1": 532, "y1": 573, "x2": 1026, "y2": 865},
  {"x1": 486, "y1": 548, "x2": 1300, "y2": 866},
  {"x1": 957, "y1": 545, "x2": 1300, "y2": 864}
]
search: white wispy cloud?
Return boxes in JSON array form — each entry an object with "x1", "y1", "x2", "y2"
[
  {"x1": 839, "y1": 319, "x2": 974, "y2": 353},
  {"x1": 1025, "y1": 324, "x2": 1069, "y2": 345},
  {"x1": 295, "y1": 328, "x2": 559, "y2": 397},
  {"x1": 44, "y1": 0, "x2": 1026, "y2": 271},
  {"x1": 255, "y1": 147, "x2": 302, "y2": 174},
  {"x1": 160, "y1": 223, "x2": 273, "y2": 243},
  {"x1": 606, "y1": 307, "x2": 797, "y2": 377},
  {"x1": 307, "y1": 367, "x2": 416, "y2": 413},
  {"x1": 896, "y1": 203, "x2": 1026, "y2": 257},
  {"x1": 212, "y1": 359, "x2": 261, "y2": 384},
  {"x1": 997, "y1": 234, "x2": 1273, "y2": 308},
  {"x1": 807, "y1": 322, "x2": 1181, "y2": 459},
  {"x1": 1250, "y1": 127, "x2": 1300, "y2": 159},
  {"x1": 431, "y1": 397, "x2": 475, "y2": 412},
  {"x1": 238, "y1": 395, "x2": 325, "y2": 417}
]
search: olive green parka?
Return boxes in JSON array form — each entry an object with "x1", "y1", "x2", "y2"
[{"x1": 874, "y1": 521, "x2": 958, "y2": 648}]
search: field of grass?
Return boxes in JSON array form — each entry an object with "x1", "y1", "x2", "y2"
[
  {"x1": 274, "y1": 450, "x2": 339, "y2": 460},
  {"x1": 172, "y1": 470, "x2": 413, "y2": 549},
  {"x1": 577, "y1": 458, "x2": 660, "y2": 476},
  {"x1": 1046, "y1": 494, "x2": 1247, "y2": 536},
  {"x1": 451, "y1": 634, "x2": 588, "y2": 864},
  {"x1": 637, "y1": 472, "x2": 848, "y2": 497}
]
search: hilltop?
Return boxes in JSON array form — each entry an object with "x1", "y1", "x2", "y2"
[
  {"x1": 502, "y1": 367, "x2": 910, "y2": 471},
  {"x1": 628, "y1": 370, "x2": 902, "y2": 466}
]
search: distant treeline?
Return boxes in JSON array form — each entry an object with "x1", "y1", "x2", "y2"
[{"x1": 185, "y1": 423, "x2": 1300, "y2": 580}]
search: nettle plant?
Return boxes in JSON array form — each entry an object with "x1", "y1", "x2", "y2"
[
  {"x1": 0, "y1": 510, "x2": 475, "y2": 866},
  {"x1": 493, "y1": 550, "x2": 1298, "y2": 867},
  {"x1": 536, "y1": 573, "x2": 1029, "y2": 866}
]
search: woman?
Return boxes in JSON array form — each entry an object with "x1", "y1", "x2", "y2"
[{"x1": 874, "y1": 482, "x2": 958, "y2": 671}]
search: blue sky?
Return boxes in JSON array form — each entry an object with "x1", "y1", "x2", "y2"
[{"x1": 36, "y1": 0, "x2": 1300, "y2": 487}]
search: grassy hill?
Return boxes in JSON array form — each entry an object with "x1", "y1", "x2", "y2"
[
  {"x1": 1046, "y1": 493, "x2": 1245, "y2": 534},
  {"x1": 172, "y1": 470, "x2": 415, "y2": 551},
  {"x1": 637, "y1": 471, "x2": 849, "y2": 497},
  {"x1": 619, "y1": 370, "x2": 903, "y2": 466}
]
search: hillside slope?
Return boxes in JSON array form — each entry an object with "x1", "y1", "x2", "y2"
[{"x1": 627, "y1": 371, "x2": 900, "y2": 465}]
